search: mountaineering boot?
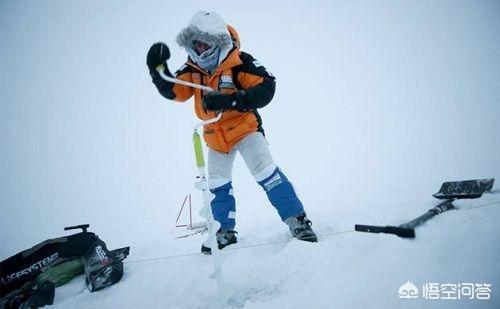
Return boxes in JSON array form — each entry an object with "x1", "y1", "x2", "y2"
[
  {"x1": 201, "y1": 229, "x2": 238, "y2": 254},
  {"x1": 285, "y1": 214, "x2": 318, "y2": 242}
]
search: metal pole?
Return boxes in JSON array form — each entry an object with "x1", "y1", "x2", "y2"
[{"x1": 399, "y1": 200, "x2": 455, "y2": 229}]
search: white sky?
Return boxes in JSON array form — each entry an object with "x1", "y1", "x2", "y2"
[{"x1": 1, "y1": 0, "x2": 499, "y2": 257}]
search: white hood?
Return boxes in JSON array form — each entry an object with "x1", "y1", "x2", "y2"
[{"x1": 176, "y1": 11, "x2": 234, "y2": 67}]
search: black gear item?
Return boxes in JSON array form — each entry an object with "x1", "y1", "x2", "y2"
[
  {"x1": 151, "y1": 71, "x2": 175, "y2": 100},
  {"x1": 146, "y1": 42, "x2": 170, "y2": 70},
  {"x1": 0, "y1": 280, "x2": 55, "y2": 309},
  {"x1": 201, "y1": 229, "x2": 238, "y2": 254},
  {"x1": 232, "y1": 90, "x2": 249, "y2": 111},
  {"x1": 231, "y1": 90, "x2": 259, "y2": 112},
  {"x1": 18, "y1": 280, "x2": 54, "y2": 309},
  {"x1": 147, "y1": 43, "x2": 175, "y2": 99},
  {"x1": 202, "y1": 92, "x2": 236, "y2": 111},
  {"x1": 202, "y1": 90, "x2": 260, "y2": 113},
  {"x1": 83, "y1": 239, "x2": 124, "y2": 292},
  {"x1": 0, "y1": 232, "x2": 98, "y2": 296},
  {"x1": 1, "y1": 226, "x2": 129, "y2": 298}
]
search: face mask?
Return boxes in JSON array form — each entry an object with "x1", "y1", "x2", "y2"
[{"x1": 188, "y1": 45, "x2": 221, "y2": 72}]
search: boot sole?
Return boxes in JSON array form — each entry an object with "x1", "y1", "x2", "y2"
[
  {"x1": 296, "y1": 233, "x2": 318, "y2": 242},
  {"x1": 200, "y1": 240, "x2": 237, "y2": 255}
]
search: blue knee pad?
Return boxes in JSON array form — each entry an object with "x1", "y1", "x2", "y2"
[
  {"x1": 258, "y1": 168, "x2": 305, "y2": 221},
  {"x1": 210, "y1": 182, "x2": 236, "y2": 230}
]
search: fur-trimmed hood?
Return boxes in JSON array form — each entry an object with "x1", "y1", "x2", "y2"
[{"x1": 176, "y1": 11, "x2": 239, "y2": 67}]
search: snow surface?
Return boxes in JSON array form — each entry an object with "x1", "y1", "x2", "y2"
[{"x1": 1, "y1": 1, "x2": 500, "y2": 308}]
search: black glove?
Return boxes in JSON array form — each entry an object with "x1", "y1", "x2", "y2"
[
  {"x1": 147, "y1": 42, "x2": 170, "y2": 72},
  {"x1": 147, "y1": 43, "x2": 175, "y2": 99},
  {"x1": 202, "y1": 91, "x2": 250, "y2": 112}
]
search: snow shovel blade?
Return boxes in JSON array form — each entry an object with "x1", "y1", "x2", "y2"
[
  {"x1": 355, "y1": 224, "x2": 415, "y2": 238},
  {"x1": 433, "y1": 178, "x2": 495, "y2": 200}
]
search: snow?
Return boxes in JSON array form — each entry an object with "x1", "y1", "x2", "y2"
[
  {"x1": 1, "y1": 0, "x2": 500, "y2": 308},
  {"x1": 49, "y1": 196, "x2": 500, "y2": 309}
]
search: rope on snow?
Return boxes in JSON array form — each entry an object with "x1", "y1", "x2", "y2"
[{"x1": 124, "y1": 200, "x2": 500, "y2": 265}]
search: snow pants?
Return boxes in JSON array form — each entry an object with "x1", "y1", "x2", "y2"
[{"x1": 208, "y1": 132, "x2": 305, "y2": 229}]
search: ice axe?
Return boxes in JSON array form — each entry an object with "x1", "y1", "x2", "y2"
[{"x1": 355, "y1": 178, "x2": 495, "y2": 238}]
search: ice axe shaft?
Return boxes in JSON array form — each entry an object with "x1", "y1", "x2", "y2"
[
  {"x1": 354, "y1": 224, "x2": 415, "y2": 238},
  {"x1": 156, "y1": 64, "x2": 215, "y2": 92},
  {"x1": 399, "y1": 199, "x2": 454, "y2": 229},
  {"x1": 354, "y1": 200, "x2": 454, "y2": 238}
]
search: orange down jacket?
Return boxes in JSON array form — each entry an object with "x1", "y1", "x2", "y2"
[{"x1": 170, "y1": 26, "x2": 276, "y2": 153}]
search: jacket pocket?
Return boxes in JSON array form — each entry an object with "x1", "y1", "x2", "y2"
[
  {"x1": 203, "y1": 128, "x2": 224, "y2": 152},
  {"x1": 220, "y1": 113, "x2": 257, "y2": 144}
]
